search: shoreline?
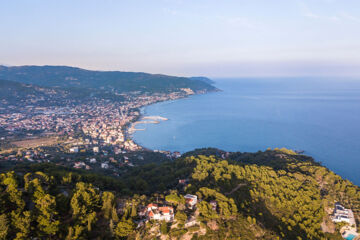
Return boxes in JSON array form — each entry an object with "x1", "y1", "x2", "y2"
[{"x1": 124, "y1": 90, "x2": 216, "y2": 152}]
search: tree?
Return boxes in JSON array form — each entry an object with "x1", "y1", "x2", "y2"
[
  {"x1": 11, "y1": 211, "x2": 31, "y2": 240},
  {"x1": 86, "y1": 212, "x2": 97, "y2": 232},
  {"x1": 165, "y1": 193, "x2": 185, "y2": 206},
  {"x1": 66, "y1": 225, "x2": 84, "y2": 240},
  {"x1": 114, "y1": 219, "x2": 134, "y2": 238},
  {"x1": 198, "y1": 201, "x2": 218, "y2": 220},
  {"x1": 1, "y1": 172, "x2": 24, "y2": 211},
  {"x1": 35, "y1": 194, "x2": 60, "y2": 236},
  {"x1": 70, "y1": 182, "x2": 100, "y2": 223},
  {"x1": 0, "y1": 214, "x2": 8, "y2": 240},
  {"x1": 130, "y1": 203, "x2": 137, "y2": 218},
  {"x1": 109, "y1": 219, "x2": 114, "y2": 236},
  {"x1": 112, "y1": 207, "x2": 119, "y2": 223},
  {"x1": 70, "y1": 182, "x2": 100, "y2": 237},
  {"x1": 101, "y1": 191, "x2": 115, "y2": 220},
  {"x1": 175, "y1": 211, "x2": 187, "y2": 224}
]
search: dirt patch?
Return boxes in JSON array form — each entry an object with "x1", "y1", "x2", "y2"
[
  {"x1": 207, "y1": 220, "x2": 219, "y2": 231},
  {"x1": 12, "y1": 136, "x2": 59, "y2": 148},
  {"x1": 321, "y1": 217, "x2": 336, "y2": 233}
]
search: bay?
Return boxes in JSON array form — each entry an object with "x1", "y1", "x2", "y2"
[{"x1": 133, "y1": 78, "x2": 360, "y2": 185}]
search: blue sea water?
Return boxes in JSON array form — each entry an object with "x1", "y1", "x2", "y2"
[{"x1": 133, "y1": 78, "x2": 360, "y2": 185}]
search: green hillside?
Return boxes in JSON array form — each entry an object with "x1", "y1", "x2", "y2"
[
  {"x1": 1, "y1": 148, "x2": 358, "y2": 239},
  {"x1": 0, "y1": 65, "x2": 217, "y2": 94},
  {"x1": 0, "y1": 79, "x2": 124, "y2": 108}
]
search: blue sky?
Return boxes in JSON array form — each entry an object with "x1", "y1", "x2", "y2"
[{"x1": 1, "y1": 0, "x2": 360, "y2": 77}]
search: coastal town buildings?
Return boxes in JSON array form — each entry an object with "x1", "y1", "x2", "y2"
[
  {"x1": 101, "y1": 162, "x2": 109, "y2": 169},
  {"x1": 0, "y1": 89, "x2": 201, "y2": 178}
]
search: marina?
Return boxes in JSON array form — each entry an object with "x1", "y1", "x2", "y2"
[{"x1": 128, "y1": 116, "x2": 168, "y2": 134}]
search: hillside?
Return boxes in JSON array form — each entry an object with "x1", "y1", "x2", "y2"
[
  {"x1": 0, "y1": 79, "x2": 124, "y2": 109},
  {"x1": 0, "y1": 65, "x2": 217, "y2": 94},
  {"x1": 1, "y1": 148, "x2": 359, "y2": 239},
  {"x1": 0, "y1": 79, "x2": 67, "y2": 107}
]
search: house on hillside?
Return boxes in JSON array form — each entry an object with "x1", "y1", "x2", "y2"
[
  {"x1": 331, "y1": 203, "x2": 354, "y2": 225},
  {"x1": 146, "y1": 203, "x2": 174, "y2": 222},
  {"x1": 184, "y1": 194, "x2": 198, "y2": 209}
]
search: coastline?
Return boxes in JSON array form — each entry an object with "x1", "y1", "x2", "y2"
[
  {"x1": 121, "y1": 79, "x2": 360, "y2": 187},
  {"x1": 124, "y1": 90, "x2": 216, "y2": 152}
]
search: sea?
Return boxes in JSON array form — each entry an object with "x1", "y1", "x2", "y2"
[{"x1": 133, "y1": 78, "x2": 360, "y2": 185}]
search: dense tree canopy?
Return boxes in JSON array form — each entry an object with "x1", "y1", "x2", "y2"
[{"x1": 0, "y1": 149, "x2": 359, "y2": 239}]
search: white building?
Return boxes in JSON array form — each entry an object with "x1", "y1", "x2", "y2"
[
  {"x1": 69, "y1": 147, "x2": 79, "y2": 153},
  {"x1": 146, "y1": 203, "x2": 174, "y2": 222},
  {"x1": 74, "y1": 162, "x2": 85, "y2": 169},
  {"x1": 184, "y1": 194, "x2": 198, "y2": 209},
  {"x1": 93, "y1": 146, "x2": 99, "y2": 153},
  {"x1": 90, "y1": 158, "x2": 97, "y2": 163},
  {"x1": 332, "y1": 203, "x2": 353, "y2": 224},
  {"x1": 101, "y1": 162, "x2": 109, "y2": 169}
]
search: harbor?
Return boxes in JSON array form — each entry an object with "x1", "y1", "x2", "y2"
[{"x1": 128, "y1": 116, "x2": 168, "y2": 134}]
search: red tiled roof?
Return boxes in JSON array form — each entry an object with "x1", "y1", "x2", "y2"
[
  {"x1": 147, "y1": 203, "x2": 158, "y2": 208},
  {"x1": 159, "y1": 206, "x2": 173, "y2": 213}
]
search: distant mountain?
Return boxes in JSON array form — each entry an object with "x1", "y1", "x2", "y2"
[
  {"x1": 189, "y1": 76, "x2": 215, "y2": 84},
  {"x1": 0, "y1": 65, "x2": 217, "y2": 94}
]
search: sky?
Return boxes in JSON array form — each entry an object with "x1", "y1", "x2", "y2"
[{"x1": 1, "y1": 0, "x2": 360, "y2": 77}]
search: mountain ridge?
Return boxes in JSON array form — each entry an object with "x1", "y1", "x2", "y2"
[{"x1": 0, "y1": 65, "x2": 217, "y2": 94}]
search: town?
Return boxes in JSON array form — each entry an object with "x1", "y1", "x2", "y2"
[{"x1": 0, "y1": 90, "x2": 191, "y2": 173}]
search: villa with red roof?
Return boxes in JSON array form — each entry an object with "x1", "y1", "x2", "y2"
[{"x1": 146, "y1": 203, "x2": 174, "y2": 222}]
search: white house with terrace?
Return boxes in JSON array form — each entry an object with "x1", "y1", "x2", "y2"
[
  {"x1": 146, "y1": 203, "x2": 174, "y2": 222},
  {"x1": 332, "y1": 203, "x2": 355, "y2": 225}
]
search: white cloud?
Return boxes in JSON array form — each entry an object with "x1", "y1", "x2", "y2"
[{"x1": 298, "y1": 0, "x2": 360, "y2": 23}]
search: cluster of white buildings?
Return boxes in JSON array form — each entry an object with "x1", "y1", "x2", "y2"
[
  {"x1": 0, "y1": 107, "x2": 78, "y2": 135},
  {"x1": 145, "y1": 203, "x2": 175, "y2": 222},
  {"x1": 331, "y1": 203, "x2": 358, "y2": 240},
  {"x1": 138, "y1": 194, "x2": 199, "y2": 223},
  {"x1": 331, "y1": 203, "x2": 355, "y2": 225}
]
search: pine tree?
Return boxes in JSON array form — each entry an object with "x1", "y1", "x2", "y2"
[
  {"x1": 114, "y1": 219, "x2": 134, "y2": 238},
  {"x1": 101, "y1": 191, "x2": 115, "y2": 220},
  {"x1": 35, "y1": 194, "x2": 60, "y2": 236},
  {"x1": 11, "y1": 211, "x2": 31, "y2": 240},
  {"x1": 0, "y1": 214, "x2": 9, "y2": 240},
  {"x1": 111, "y1": 207, "x2": 119, "y2": 223}
]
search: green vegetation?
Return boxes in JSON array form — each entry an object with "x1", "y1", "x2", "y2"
[
  {"x1": 0, "y1": 148, "x2": 359, "y2": 239},
  {"x1": 0, "y1": 65, "x2": 217, "y2": 94},
  {"x1": 0, "y1": 78, "x2": 125, "y2": 108}
]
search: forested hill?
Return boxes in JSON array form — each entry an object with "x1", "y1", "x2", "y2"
[
  {"x1": 0, "y1": 65, "x2": 217, "y2": 93},
  {"x1": 0, "y1": 79, "x2": 124, "y2": 108},
  {"x1": 1, "y1": 148, "x2": 359, "y2": 239}
]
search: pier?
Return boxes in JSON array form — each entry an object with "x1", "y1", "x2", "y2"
[
  {"x1": 143, "y1": 116, "x2": 168, "y2": 121},
  {"x1": 128, "y1": 115, "x2": 168, "y2": 134}
]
